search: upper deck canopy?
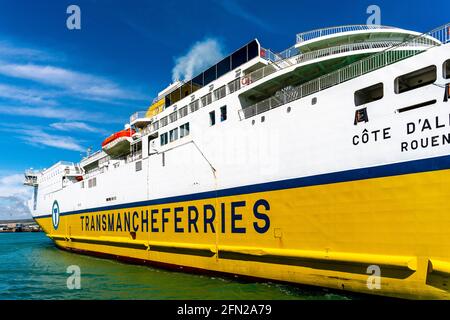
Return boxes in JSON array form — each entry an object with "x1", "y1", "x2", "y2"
[{"x1": 295, "y1": 25, "x2": 438, "y2": 52}]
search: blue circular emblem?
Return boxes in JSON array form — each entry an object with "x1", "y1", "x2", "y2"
[{"x1": 52, "y1": 200, "x2": 60, "y2": 230}]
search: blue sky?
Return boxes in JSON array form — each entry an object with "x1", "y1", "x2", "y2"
[{"x1": 0, "y1": 0, "x2": 448, "y2": 219}]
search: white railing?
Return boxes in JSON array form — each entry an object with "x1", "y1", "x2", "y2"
[
  {"x1": 64, "y1": 166, "x2": 82, "y2": 176},
  {"x1": 130, "y1": 111, "x2": 148, "y2": 123},
  {"x1": 25, "y1": 169, "x2": 41, "y2": 176},
  {"x1": 262, "y1": 46, "x2": 300, "y2": 62},
  {"x1": 240, "y1": 23, "x2": 450, "y2": 120},
  {"x1": 83, "y1": 166, "x2": 105, "y2": 180},
  {"x1": 244, "y1": 40, "x2": 430, "y2": 86},
  {"x1": 81, "y1": 149, "x2": 103, "y2": 163},
  {"x1": 296, "y1": 25, "x2": 398, "y2": 43},
  {"x1": 126, "y1": 151, "x2": 142, "y2": 163}
]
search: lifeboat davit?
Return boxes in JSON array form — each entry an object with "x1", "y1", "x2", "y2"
[{"x1": 102, "y1": 128, "x2": 135, "y2": 157}]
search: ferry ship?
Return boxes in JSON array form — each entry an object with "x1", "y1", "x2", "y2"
[{"x1": 24, "y1": 23, "x2": 450, "y2": 299}]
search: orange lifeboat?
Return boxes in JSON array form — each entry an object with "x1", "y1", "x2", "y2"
[{"x1": 102, "y1": 128, "x2": 135, "y2": 157}]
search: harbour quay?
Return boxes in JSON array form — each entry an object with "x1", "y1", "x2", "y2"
[{"x1": 0, "y1": 220, "x2": 41, "y2": 233}]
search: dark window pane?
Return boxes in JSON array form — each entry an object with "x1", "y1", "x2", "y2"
[
  {"x1": 354, "y1": 83, "x2": 384, "y2": 106},
  {"x1": 203, "y1": 65, "x2": 217, "y2": 85},
  {"x1": 220, "y1": 106, "x2": 227, "y2": 121},
  {"x1": 192, "y1": 73, "x2": 204, "y2": 88},
  {"x1": 444, "y1": 59, "x2": 450, "y2": 79},
  {"x1": 165, "y1": 96, "x2": 171, "y2": 108},
  {"x1": 170, "y1": 88, "x2": 181, "y2": 104},
  {"x1": 247, "y1": 40, "x2": 259, "y2": 60},
  {"x1": 209, "y1": 111, "x2": 216, "y2": 126},
  {"x1": 395, "y1": 65, "x2": 436, "y2": 94},
  {"x1": 181, "y1": 82, "x2": 192, "y2": 98},
  {"x1": 232, "y1": 46, "x2": 247, "y2": 69},
  {"x1": 217, "y1": 57, "x2": 231, "y2": 78}
]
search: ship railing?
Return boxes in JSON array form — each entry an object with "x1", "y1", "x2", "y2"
[
  {"x1": 126, "y1": 151, "x2": 142, "y2": 163},
  {"x1": 239, "y1": 23, "x2": 450, "y2": 120},
  {"x1": 296, "y1": 24, "x2": 398, "y2": 44},
  {"x1": 130, "y1": 111, "x2": 149, "y2": 124},
  {"x1": 260, "y1": 47, "x2": 279, "y2": 63},
  {"x1": 261, "y1": 46, "x2": 300, "y2": 62},
  {"x1": 63, "y1": 166, "x2": 82, "y2": 176},
  {"x1": 24, "y1": 174, "x2": 38, "y2": 186},
  {"x1": 243, "y1": 40, "x2": 429, "y2": 86},
  {"x1": 83, "y1": 166, "x2": 104, "y2": 179},
  {"x1": 25, "y1": 169, "x2": 41, "y2": 177},
  {"x1": 81, "y1": 149, "x2": 103, "y2": 162}
]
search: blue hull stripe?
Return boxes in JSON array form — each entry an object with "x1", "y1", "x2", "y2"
[{"x1": 35, "y1": 154, "x2": 450, "y2": 219}]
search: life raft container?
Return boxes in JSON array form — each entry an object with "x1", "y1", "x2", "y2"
[{"x1": 101, "y1": 129, "x2": 135, "y2": 157}]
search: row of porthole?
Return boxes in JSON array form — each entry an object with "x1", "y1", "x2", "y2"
[{"x1": 250, "y1": 97, "x2": 317, "y2": 125}]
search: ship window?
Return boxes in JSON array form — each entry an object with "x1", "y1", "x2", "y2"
[
  {"x1": 169, "y1": 111, "x2": 178, "y2": 123},
  {"x1": 214, "y1": 86, "x2": 226, "y2": 101},
  {"x1": 201, "y1": 93, "x2": 212, "y2": 107},
  {"x1": 217, "y1": 57, "x2": 231, "y2": 78},
  {"x1": 209, "y1": 110, "x2": 216, "y2": 126},
  {"x1": 204, "y1": 65, "x2": 216, "y2": 85},
  {"x1": 162, "y1": 152, "x2": 165, "y2": 167},
  {"x1": 135, "y1": 161, "x2": 142, "y2": 172},
  {"x1": 232, "y1": 46, "x2": 247, "y2": 69},
  {"x1": 152, "y1": 120, "x2": 160, "y2": 132},
  {"x1": 88, "y1": 177, "x2": 96, "y2": 188},
  {"x1": 181, "y1": 82, "x2": 192, "y2": 98},
  {"x1": 220, "y1": 106, "x2": 227, "y2": 122},
  {"x1": 395, "y1": 65, "x2": 437, "y2": 94},
  {"x1": 444, "y1": 60, "x2": 450, "y2": 79},
  {"x1": 354, "y1": 83, "x2": 384, "y2": 106},
  {"x1": 189, "y1": 100, "x2": 199, "y2": 113},
  {"x1": 179, "y1": 106, "x2": 188, "y2": 118},
  {"x1": 167, "y1": 88, "x2": 181, "y2": 106},
  {"x1": 180, "y1": 123, "x2": 190, "y2": 138},
  {"x1": 247, "y1": 40, "x2": 259, "y2": 60},
  {"x1": 169, "y1": 128, "x2": 178, "y2": 142},
  {"x1": 228, "y1": 78, "x2": 241, "y2": 93},
  {"x1": 81, "y1": 181, "x2": 84, "y2": 189},
  {"x1": 160, "y1": 116, "x2": 168, "y2": 127},
  {"x1": 160, "y1": 132, "x2": 168, "y2": 146},
  {"x1": 192, "y1": 74, "x2": 203, "y2": 90}
]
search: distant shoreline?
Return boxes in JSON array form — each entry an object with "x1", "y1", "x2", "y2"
[
  {"x1": 0, "y1": 218, "x2": 41, "y2": 233},
  {"x1": 0, "y1": 218, "x2": 35, "y2": 224},
  {"x1": 0, "y1": 230, "x2": 42, "y2": 233}
]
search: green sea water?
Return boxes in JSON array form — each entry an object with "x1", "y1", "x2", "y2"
[{"x1": 0, "y1": 232, "x2": 358, "y2": 300}]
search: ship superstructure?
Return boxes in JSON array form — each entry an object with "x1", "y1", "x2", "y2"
[{"x1": 25, "y1": 24, "x2": 450, "y2": 299}]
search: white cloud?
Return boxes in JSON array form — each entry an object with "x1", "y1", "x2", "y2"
[
  {"x1": 172, "y1": 38, "x2": 225, "y2": 81},
  {"x1": 0, "y1": 173, "x2": 32, "y2": 221},
  {"x1": 0, "y1": 62, "x2": 146, "y2": 102},
  {"x1": 0, "y1": 105, "x2": 120, "y2": 124},
  {"x1": 0, "y1": 174, "x2": 28, "y2": 197},
  {"x1": 6, "y1": 126, "x2": 86, "y2": 152},
  {"x1": 0, "y1": 84, "x2": 57, "y2": 106},
  {"x1": 0, "y1": 41, "x2": 52, "y2": 61},
  {"x1": 50, "y1": 121, "x2": 106, "y2": 134}
]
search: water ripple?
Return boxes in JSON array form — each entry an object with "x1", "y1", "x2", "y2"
[{"x1": 0, "y1": 233, "x2": 358, "y2": 300}]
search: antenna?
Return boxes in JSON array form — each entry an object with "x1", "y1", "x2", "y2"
[{"x1": 86, "y1": 146, "x2": 92, "y2": 157}]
